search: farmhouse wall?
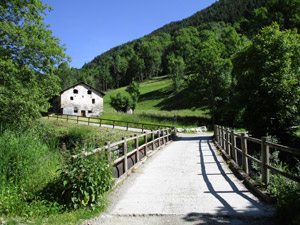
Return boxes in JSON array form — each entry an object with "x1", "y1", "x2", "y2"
[{"x1": 60, "y1": 83, "x2": 103, "y2": 117}]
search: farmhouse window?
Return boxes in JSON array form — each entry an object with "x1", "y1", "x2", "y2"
[
  {"x1": 73, "y1": 89, "x2": 78, "y2": 94},
  {"x1": 70, "y1": 96, "x2": 73, "y2": 100},
  {"x1": 88, "y1": 110, "x2": 92, "y2": 113},
  {"x1": 92, "y1": 99, "x2": 95, "y2": 104},
  {"x1": 87, "y1": 90, "x2": 92, "y2": 95},
  {"x1": 74, "y1": 107, "x2": 78, "y2": 113}
]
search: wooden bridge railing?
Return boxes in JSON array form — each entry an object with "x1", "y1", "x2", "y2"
[
  {"x1": 214, "y1": 125, "x2": 300, "y2": 185},
  {"x1": 72, "y1": 128, "x2": 173, "y2": 178},
  {"x1": 48, "y1": 112, "x2": 174, "y2": 132}
]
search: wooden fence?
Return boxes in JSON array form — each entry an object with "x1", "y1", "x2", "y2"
[
  {"x1": 48, "y1": 112, "x2": 173, "y2": 132},
  {"x1": 73, "y1": 128, "x2": 173, "y2": 178},
  {"x1": 214, "y1": 125, "x2": 300, "y2": 185}
]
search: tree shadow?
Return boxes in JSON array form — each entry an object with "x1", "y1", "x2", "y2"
[{"x1": 180, "y1": 136, "x2": 275, "y2": 224}]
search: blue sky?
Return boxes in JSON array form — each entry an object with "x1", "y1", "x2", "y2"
[{"x1": 42, "y1": 0, "x2": 218, "y2": 68}]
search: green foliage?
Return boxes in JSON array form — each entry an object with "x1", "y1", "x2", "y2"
[
  {"x1": 233, "y1": 23, "x2": 300, "y2": 139},
  {"x1": 0, "y1": 0, "x2": 68, "y2": 129},
  {"x1": 188, "y1": 29, "x2": 233, "y2": 124},
  {"x1": 241, "y1": 0, "x2": 300, "y2": 36},
  {"x1": 126, "y1": 80, "x2": 140, "y2": 110},
  {"x1": 166, "y1": 54, "x2": 185, "y2": 92},
  {"x1": 268, "y1": 162, "x2": 300, "y2": 224},
  {"x1": 58, "y1": 145, "x2": 113, "y2": 209},
  {"x1": 0, "y1": 129, "x2": 61, "y2": 217},
  {"x1": 110, "y1": 93, "x2": 133, "y2": 113}
]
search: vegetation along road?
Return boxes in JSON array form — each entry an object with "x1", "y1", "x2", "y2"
[{"x1": 83, "y1": 133, "x2": 275, "y2": 225}]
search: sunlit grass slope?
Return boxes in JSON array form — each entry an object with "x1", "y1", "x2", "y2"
[{"x1": 102, "y1": 75, "x2": 210, "y2": 128}]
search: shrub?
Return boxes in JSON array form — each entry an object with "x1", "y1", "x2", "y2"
[
  {"x1": 58, "y1": 144, "x2": 114, "y2": 209},
  {"x1": 268, "y1": 162, "x2": 300, "y2": 225}
]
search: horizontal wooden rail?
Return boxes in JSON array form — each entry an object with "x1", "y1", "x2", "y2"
[
  {"x1": 214, "y1": 125, "x2": 300, "y2": 186},
  {"x1": 72, "y1": 127, "x2": 173, "y2": 178}
]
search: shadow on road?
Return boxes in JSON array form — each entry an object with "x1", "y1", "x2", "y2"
[{"x1": 181, "y1": 136, "x2": 274, "y2": 224}]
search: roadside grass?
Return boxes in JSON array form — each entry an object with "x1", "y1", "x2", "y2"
[{"x1": 103, "y1": 75, "x2": 211, "y2": 128}]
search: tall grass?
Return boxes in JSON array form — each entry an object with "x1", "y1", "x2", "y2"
[{"x1": 0, "y1": 129, "x2": 60, "y2": 217}]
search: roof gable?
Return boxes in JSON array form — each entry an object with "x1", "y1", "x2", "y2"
[{"x1": 60, "y1": 82, "x2": 105, "y2": 96}]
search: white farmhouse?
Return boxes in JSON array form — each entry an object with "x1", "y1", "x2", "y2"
[{"x1": 49, "y1": 82, "x2": 105, "y2": 117}]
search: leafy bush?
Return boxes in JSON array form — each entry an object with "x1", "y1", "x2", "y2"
[
  {"x1": 268, "y1": 162, "x2": 300, "y2": 225},
  {"x1": 58, "y1": 144, "x2": 114, "y2": 209},
  {"x1": 110, "y1": 93, "x2": 133, "y2": 113}
]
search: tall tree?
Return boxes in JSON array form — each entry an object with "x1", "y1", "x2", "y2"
[
  {"x1": 233, "y1": 23, "x2": 300, "y2": 140},
  {"x1": 0, "y1": 0, "x2": 68, "y2": 128}
]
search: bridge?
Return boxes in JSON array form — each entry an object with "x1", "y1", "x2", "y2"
[{"x1": 83, "y1": 133, "x2": 275, "y2": 225}]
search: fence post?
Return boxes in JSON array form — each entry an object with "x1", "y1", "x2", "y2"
[
  {"x1": 127, "y1": 122, "x2": 129, "y2": 131},
  {"x1": 221, "y1": 126, "x2": 224, "y2": 149},
  {"x1": 226, "y1": 128, "x2": 230, "y2": 156},
  {"x1": 158, "y1": 129, "x2": 161, "y2": 147},
  {"x1": 142, "y1": 124, "x2": 144, "y2": 132},
  {"x1": 67, "y1": 114, "x2": 69, "y2": 121},
  {"x1": 122, "y1": 137, "x2": 128, "y2": 173},
  {"x1": 99, "y1": 119, "x2": 102, "y2": 127},
  {"x1": 261, "y1": 137, "x2": 270, "y2": 185},
  {"x1": 214, "y1": 125, "x2": 217, "y2": 141},
  {"x1": 88, "y1": 117, "x2": 90, "y2": 125},
  {"x1": 151, "y1": 130, "x2": 155, "y2": 150},
  {"x1": 57, "y1": 114, "x2": 59, "y2": 120},
  {"x1": 144, "y1": 132, "x2": 148, "y2": 154},
  {"x1": 135, "y1": 134, "x2": 139, "y2": 162},
  {"x1": 106, "y1": 141, "x2": 111, "y2": 162},
  {"x1": 166, "y1": 128, "x2": 169, "y2": 142},
  {"x1": 113, "y1": 121, "x2": 115, "y2": 129},
  {"x1": 77, "y1": 116, "x2": 79, "y2": 124},
  {"x1": 241, "y1": 133, "x2": 249, "y2": 174},
  {"x1": 231, "y1": 130, "x2": 237, "y2": 163}
]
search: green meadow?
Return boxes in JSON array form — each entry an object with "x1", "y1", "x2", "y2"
[{"x1": 102, "y1": 75, "x2": 210, "y2": 128}]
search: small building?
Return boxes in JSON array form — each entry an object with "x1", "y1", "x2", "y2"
[{"x1": 49, "y1": 82, "x2": 105, "y2": 117}]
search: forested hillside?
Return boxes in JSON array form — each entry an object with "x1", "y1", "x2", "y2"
[
  {"x1": 58, "y1": 0, "x2": 300, "y2": 145},
  {"x1": 58, "y1": 0, "x2": 266, "y2": 92}
]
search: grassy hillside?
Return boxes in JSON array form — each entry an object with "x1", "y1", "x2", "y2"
[{"x1": 101, "y1": 75, "x2": 210, "y2": 128}]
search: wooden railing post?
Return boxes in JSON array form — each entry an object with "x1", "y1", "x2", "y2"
[
  {"x1": 151, "y1": 130, "x2": 155, "y2": 150},
  {"x1": 106, "y1": 141, "x2": 111, "y2": 162},
  {"x1": 226, "y1": 128, "x2": 230, "y2": 156},
  {"x1": 135, "y1": 134, "x2": 139, "y2": 162},
  {"x1": 67, "y1": 114, "x2": 69, "y2": 121},
  {"x1": 99, "y1": 119, "x2": 102, "y2": 127},
  {"x1": 231, "y1": 130, "x2": 237, "y2": 163},
  {"x1": 122, "y1": 137, "x2": 128, "y2": 173},
  {"x1": 77, "y1": 116, "x2": 79, "y2": 124},
  {"x1": 221, "y1": 126, "x2": 225, "y2": 149},
  {"x1": 113, "y1": 121, "x2": 115, "y2": 129},
  {"x1": 166, "y1": 128, "x2": 169, "y2": 142},
  {"x1": 126, "y1": 122, "x2": 129, "y2": 131},
  {"x1": 214, "y1": 125, "x2": 217, "y2": 141},
  {"x1": 158, "y1": 130, "x2": 161, "y2": 147},
  {"x1": 57, "y1": 114, "x2": 59, "y2": 120},
  {"x1": 88, "y1": 117, "x2": 90, "y2": 125},
  {"x1": 144, "y1": 132, "x2": 148, "y2": 154},
  {"x1": 241, "y1": 133, "x2": 249, "y2": 174},
  {"x1": 261, "y1": 137, "x2": 270, "y2": 185},
  {"x1": 142, "y1": 124, "x2": 144, "y2": 132}
]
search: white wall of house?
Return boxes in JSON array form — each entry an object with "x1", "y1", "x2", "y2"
[{"x1": 60, "y1": 83, "x2": 103, "y2": 117}]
